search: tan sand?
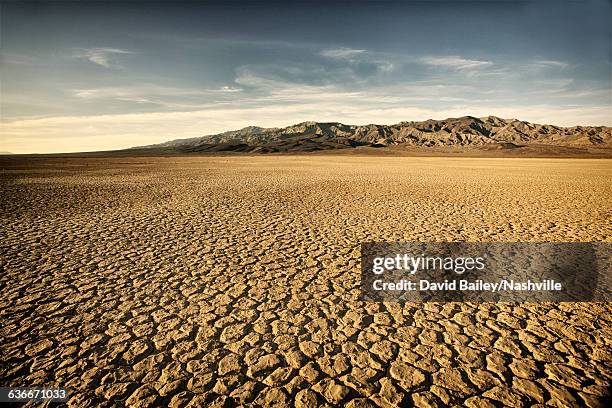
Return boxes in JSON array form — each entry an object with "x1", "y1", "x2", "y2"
[{"x1": 0, "y1": 156, "x2": 611, "y2": 407}]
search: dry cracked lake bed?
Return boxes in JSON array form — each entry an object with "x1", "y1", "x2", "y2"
[{"x1": 1, "y1": 155, "x2": 611, "y2": 407}]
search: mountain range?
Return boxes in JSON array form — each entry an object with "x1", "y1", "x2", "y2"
[{"x1": 135, "y1": 116, "x2": 611, "y2": 153}]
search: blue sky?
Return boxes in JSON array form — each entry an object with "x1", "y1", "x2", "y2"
[{"x1": 1, "y1": 0, "x2": 611, "y2": 153}]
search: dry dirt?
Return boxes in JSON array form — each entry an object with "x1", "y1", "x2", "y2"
[{"x1": 1, "y1": 156, "x2": 611, "y2": 407}]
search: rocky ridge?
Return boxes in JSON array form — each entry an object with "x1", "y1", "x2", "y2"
[{"x1": 137, "y1": 116, "x2": 611, "y2": 153}]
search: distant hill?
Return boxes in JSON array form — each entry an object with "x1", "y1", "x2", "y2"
[{"x1": 134, "y1": 116, "x2": 611, "y2": 153}]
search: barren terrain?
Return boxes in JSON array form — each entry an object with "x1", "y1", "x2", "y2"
[{"x1": 1, "y1": 156, "x2": 611, "y2": 407}]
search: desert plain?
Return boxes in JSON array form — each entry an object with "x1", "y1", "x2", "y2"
[{"x1": 0, "y1": 155, "x2": 611, "y2": 407}]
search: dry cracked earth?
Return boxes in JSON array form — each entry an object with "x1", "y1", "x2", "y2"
[{"x1": 1, "y1": 156, "x2": 611, "y2": 407}]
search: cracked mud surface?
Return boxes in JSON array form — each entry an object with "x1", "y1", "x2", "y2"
[{"x1": 1, "y1": 156, "x2": 611, "y2": 407}]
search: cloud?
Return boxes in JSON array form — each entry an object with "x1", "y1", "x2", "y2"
[
  {"x1": 234, "y1": 69, "x2": 292, "y2": 89},
  {"x1": 234, "y1": 52, "x2": 393, "y2": 91},
  {"x1": 76, "y1": 48, "x2": 132, "y2": 68},
  {"x1": 0, "y1": 52, "x2": 42, "y2": 66},
  {"x1": 320, "y1": 47, "x2": 366, "y2": 59},
  {"x1": 72, "y1": 85, "x2": 206, "y2": 100},
  {"x1": 420, "y1": 55, "x2": 492, "y2": 70},
  {"x1": 234, "y1": 65, "x2": 353, "y2": 90},
  {"x1": 534, "y1": 59, "x2": 569, "y2": 69},
  {"x1": 220, "y1": 86, "x2": 243, "y2": 93},
  {"x1": 320, "y1": 47, "x2": 395, "y2": 74},
  {"x1": 70, "y1": 84, "x2": 243, "y2": 109}
]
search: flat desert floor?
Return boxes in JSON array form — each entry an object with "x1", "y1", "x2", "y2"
[{"x1": 1, "y1": 156, "x2": 611, "y2": 407}]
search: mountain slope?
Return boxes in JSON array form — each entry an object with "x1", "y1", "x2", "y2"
[{"x1": 135, "y1": 116, "x2": 611, "y2": 153}]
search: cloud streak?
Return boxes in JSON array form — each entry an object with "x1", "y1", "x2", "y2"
[
  {"x1": 76, "y1": 47, "x2": 132, "y2": 68},
  {"x1": 320, "y1": 47, "x2": 366, "y2": 59},
  {"x1": 420, "y1": 55, "x2": 493, "y2": 70},
  {"x1": 534, "y1": 59, "x2": 569, "y2": 69}
]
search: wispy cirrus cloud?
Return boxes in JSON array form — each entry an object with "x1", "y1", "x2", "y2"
[
  {"x1": 320, "y1": 47, "x2": 394, "y2": 73},
  {"x1": 70, "y1": 84, "x2": 243, "y2": 109},
  {"x1": 534, "y1": 59, "x2": 569, "y2": 69},
  {"x1": 320, "y1": 47, "x2": 366, "y2": 59},
  {"x1": 72, "y1": 85, "x2": 227, "y2": 99},
  {"x1": 232, "y1": 47, "x2": 396, "y2": 91},
  {"x1": 75, "y1": 47, "x2": 133, "y2": 68},
  {"x1": 0, "y1": 52, "x2": 43, "y2": 66},
  {"x1": 420, "y1": 55, "x2": 492, "y2": 70}
]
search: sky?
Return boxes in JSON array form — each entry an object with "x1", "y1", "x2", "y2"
[{"x1": 1, "y1": 0, "x2": 611, "y2": 153}]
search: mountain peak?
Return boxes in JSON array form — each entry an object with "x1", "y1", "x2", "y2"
[{"x1": 135, "y1": 116, "x2": 611, "y2": 153}]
